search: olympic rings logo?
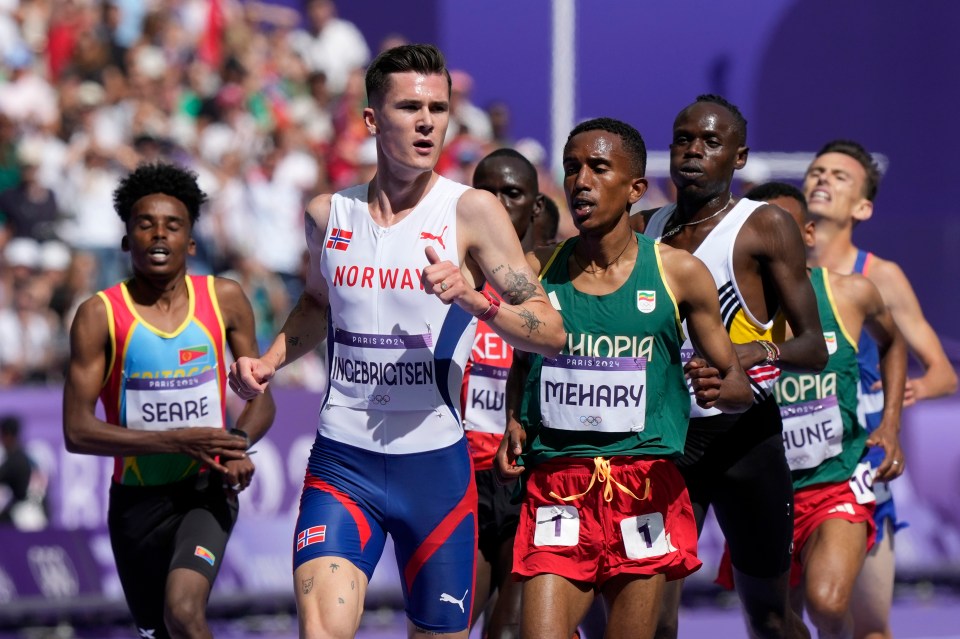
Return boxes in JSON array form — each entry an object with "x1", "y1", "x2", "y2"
[
  {"x1": 579, "y1": 415, "x2": 603, "y2": 426},
  {"x1": 367, "y1": 394, "x2": 391, "y2": 405}
]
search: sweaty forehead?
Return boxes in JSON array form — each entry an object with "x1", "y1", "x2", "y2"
[
  {"x1": 810, "y1": 152, "x2": 866, "y2": 178},
  {"x1": 475, "y1": 157, "x2": 536, "y2": 189},
  {"x1": 131, "y1": 193, "x2": 189, "y2": 219},
  {"x1": 566, "y1": 130, "x2": 625, "y2": 160},
  {"x1": 383, "y1": 72, "x2": 450, "y2": 101},
  {"x1": 675, "y1": 103, "x2": 736, "y2": 134}
]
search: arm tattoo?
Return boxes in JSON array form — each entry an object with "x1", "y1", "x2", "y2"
[
  {"x1": 491, "y1": 264, "x2": 505, "y2": 275},
  {"x1": 502, "y1": 267, "x2": 538, "y2": 305},
  {"x1": 330, "y1": 562, "x2": 340, "y2": 572},
  {"x1": 304, "y1": 210, "x2": 318, "y2": 241},
  {"x1": 301, "y1": 577, "x2": 314, "y2": 594},
  {"x1": 338, "y1": 597, "x2": 345, "y2": 605},
  {"x1": 286, "y1": 336, "x2": 301, "y2": 347},
  {"x1": 351, "y1": 580, "x2": 355, "y2": 590},
  {"x1": 517, "y1": 309, "x2": 543, "y2": 335}
]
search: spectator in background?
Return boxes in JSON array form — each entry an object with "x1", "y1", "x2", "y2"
[
  {"x1": 60, "y1": 143, "x2": 127, "y2": 290},
  {"x1": 287, "y1": 0, "x2": 370, "y2": 96},
  {"x1": 0, "y1": 43, "x2": 59, "y2": 130},
  {"x1": 0, "y1": 139, "x2": 62, "y2": 242},
  {"x1": 0, "y1": 415, "x2": 48, "y2": 531},
  {"x1": 0, "y1": 270, "x2": 59, "y2": 384},
  {"x1": 486, "y1": 100, "x2": 513, "y2": 147},
  {"x1": 0, "y1": 114, "x2": 19, "y2": 192},
  {"x1": 244, "y1": 131, "x2": 317, "y2": 303},
  {"x1": 447, "y1": 69, "x2": 493, "y2": 142},
  {"x1": 1, "y1": 236, "x2": 40, "y2": 304},
  {"x1": 50, "y1": 249, "x2": 98, "y2": 333},
  {"x1": 220, "y1": 250, "x2": 290, "y2": 353}
]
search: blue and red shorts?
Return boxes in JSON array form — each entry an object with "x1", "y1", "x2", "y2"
[{"x1": 294, "y1": 434, "x2": 477, "y2": 633}]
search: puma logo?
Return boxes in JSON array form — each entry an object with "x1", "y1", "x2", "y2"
[
  {"x1": 439, "y1": 589, "x2": 469, "y2": 613},
  {"x1": 420, "y1": 226, "x2": 448, "y2": 249}
]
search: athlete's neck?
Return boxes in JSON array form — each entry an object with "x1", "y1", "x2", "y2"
[
  {"x1": 807, "y1": 215, "x2": 859, "y2": 274},
  {"x1": 369, "y1": 167, "x2": 438, "y2": 225},
  {"x1": 126, "y1": 273, "x2": 189, "y2": 309},
  {"x1": 573, "y1": 219, "x2": 637, "y2": 273},
  {"x1": 674, "y1": 190, "x2": 733, "y2": 224}
]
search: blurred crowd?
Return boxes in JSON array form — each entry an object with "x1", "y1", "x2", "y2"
[{"x1": 0, "y1": 0, "x2": 579, "y2": 390}]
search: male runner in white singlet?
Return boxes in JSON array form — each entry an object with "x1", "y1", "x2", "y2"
[{"x1": 230, "y1": 44, "x2": 564, "y2": 639}]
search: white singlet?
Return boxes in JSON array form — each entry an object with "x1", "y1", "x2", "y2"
[
  {"x1": 318, "y1": 176, "x2": 478, "y2": 454},
  {"x1": 645, "y1": 198, "x2": 785, "y2": 417}
]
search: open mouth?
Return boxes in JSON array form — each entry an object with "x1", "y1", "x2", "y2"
[
  {"x1": 147, "y1": 246, "x2": 171, "y2": 263},
  {"x1": 572, "y1": 196, "x2": 595, "y2": 216}
]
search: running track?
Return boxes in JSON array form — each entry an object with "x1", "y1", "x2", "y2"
[{"x1": 3, "y1": 595, "x2": 957, "y2": 638}]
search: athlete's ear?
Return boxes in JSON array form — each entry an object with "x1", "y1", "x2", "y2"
[
  {"x1": 188, "y1": 237, "x2": 197, "y2": 256},
  {"x1": 852, "y1": 198, "x2": 873, "y2": 223},
  {"x1": 531, "y1": 192, "x2": 545, "y2": 219},
  {"x1": 735, "y1": 146, "x2": 750, "y2": 171},
  {"x1": 628, "y1": 177, "x2": 648, "y2": 206},
  {"x1": 121, "y1": 236, "x2": 129, "y2": 252},
  {"x1": 363, "y1": 107, "x2": 377, "y2": 135},
  {"x1": 802, "y1": 220, "x2": 816, "y2": 249}
]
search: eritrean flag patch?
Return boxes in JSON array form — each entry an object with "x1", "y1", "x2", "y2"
[
  {"x1": 179, "y1": 345, "x2": 210, "y2": 366},
  {"x1": 326, "y1": 228, "x2": 353, "y2": 251},
  {"x1": 297, "y1": 525, "x2": 327, "y2": 551},
  {"x1": 194, "y1": 545, "x2": 216, "y2": 566}
]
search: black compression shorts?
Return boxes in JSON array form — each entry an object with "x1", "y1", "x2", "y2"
[
  {"x1": 475, "y1": 469, "x2": 521, "y2": 563},
  {"x1": 678, "y1": 396, "x2": 793, "y2": 579},
  {"x1": 108, "y1": 473, "x2": 238, "y2": 638}
]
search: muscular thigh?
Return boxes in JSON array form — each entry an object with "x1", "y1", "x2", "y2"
[
  {"x1": 295, "y1": 436, "x2": 389, "y2": 577},
  {"x1": 387, "y1": 439, "x2": 478, "y2": 634},
  {"x1": 170, "y1": 479, "x2": 238, "y2": 584},
  {"x1": 295, "y1": 556, "x2": 369, "y2": 638},
  {"x1": 712, "y1": 431, "x2": 794, "y2": 579},
  {"x1": 108, "y1": 477, "x2": 232, "y2": 635}
]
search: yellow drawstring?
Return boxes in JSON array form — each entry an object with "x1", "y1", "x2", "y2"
[{"x1": 549, "y1": 457, "x2": 651, "y2": 503}]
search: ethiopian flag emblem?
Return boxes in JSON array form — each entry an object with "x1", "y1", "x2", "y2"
[
  {"x1": 179, "y1": 345, "x2": 210, "y2": 365},
  {"x1": 637, "y1": 290, "x2": 656, "y2": 313},
  {"x1": 824, "y1": 332, "x2": 838, "y2": 355}
]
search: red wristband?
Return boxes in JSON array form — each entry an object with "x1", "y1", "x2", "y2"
[{"x1": 476, "y1": 290, "x2": 501, "y2": 322}]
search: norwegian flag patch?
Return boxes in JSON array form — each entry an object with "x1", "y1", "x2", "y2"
[
  {"x1": 326, "y1": 228, "x2": 353, "y2": 251},
  {"x1": 297, "y1": 525, "x2": 327, "y2": 551}
]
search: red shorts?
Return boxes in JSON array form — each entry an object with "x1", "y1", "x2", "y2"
[
  {"x1": 716, "y1": 480, "x2": 876, "y2": 589},
  {"x1": 513, "y1": 456, "x2": 701, "y2": 586}
]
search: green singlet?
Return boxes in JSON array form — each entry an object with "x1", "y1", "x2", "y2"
[
  {"x1": 519, "y1": 234, "x2": 690, "y2": 468},
  {"x1": 774, "y1": 267, "x2": 866, "y2": 489}
]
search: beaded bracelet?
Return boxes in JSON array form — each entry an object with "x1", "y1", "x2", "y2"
[{"x1": 756, "y1": 340, "x2": 780, "y2": 365}]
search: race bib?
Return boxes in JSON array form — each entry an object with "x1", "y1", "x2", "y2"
[
  {"x1": 533, "y1": 505, "x2": 580, "y2": 547},
  {"x1": 848, "y1": 460, "x2": 877, "y2": 505},
  {"x1": 327, "y1": 329, "x2": 438, "y2": 411},
  {"x1": 540, "y1": 355, "x2": 646, "y2": 433},
  {"x1": 125, "y1": 368, "x2": 223, "y2": 431},
  {"x1": 463, "y1": 363, "x2": 508, "y2": 434},
  {"x1": 781, "y1": 395, "x2": 844, "y2": 471},
  {"x1": 620, "y1": 512, "x2": 672, "y2": 559}
]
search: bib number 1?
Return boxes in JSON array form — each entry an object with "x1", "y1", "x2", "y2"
[{"x1": 620, "y1": 512, "x2": 671, "y2": 559}]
